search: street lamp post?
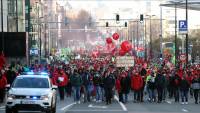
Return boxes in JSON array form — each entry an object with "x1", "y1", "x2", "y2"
[
  {"x1": 170, "y1": 0, "x2": 182, "y2": 66},
  {"x1": 146, "y1": 15, "x2": 156, "y2": 61}
]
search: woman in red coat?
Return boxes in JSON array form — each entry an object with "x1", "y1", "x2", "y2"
[
  {"x1": 54, "y1": 70, "x2": 68, "y2": 100},
  {"x1": 131, "y1": 72, "x2": 143, "y2": 102}
]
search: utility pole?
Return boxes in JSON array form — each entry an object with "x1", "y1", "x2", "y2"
[
  {"x1": 175, "y1": 3, "x2": 177, "y2": 66},
  {"x1": 150, "y1": 16, "x2": 152, "y2": 60},
  {"x1": 144, "y1": 19, "x2": 147, "y2": 61},
  {"x1": 16, "y1": 0, "x2": 18, "y2": 32},
  {"x1": 185, "y1": 0, "x2": 189, "y2": 67},
  {"x1": 160, "y1": 6, "x2": 163, "y2": 60},
  {"x1": 1, "y1": 0, "x2": 4, "y2": 53}
]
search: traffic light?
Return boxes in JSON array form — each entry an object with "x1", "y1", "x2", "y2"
[
  {"x1": 140, "y1": 14, "x2": 143, "y2": 22},
  {"x1": 116, "y1": 14, "x2": 120, "y2": 21},
  {"x1": 106, "y1": 22, "x2": 109, "y2": 27},
  {"x1": 125, "y1": 22, "x2": 127, "y2": 27}
]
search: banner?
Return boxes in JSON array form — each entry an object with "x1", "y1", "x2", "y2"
[{"x1": 116, "y1": 56, "x2": 134, "y2": 67}]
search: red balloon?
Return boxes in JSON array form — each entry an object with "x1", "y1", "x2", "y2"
[
  {"x1": 121, "y1": 41, "x2": 132, "y2": 52},
  {"x1": 106, "y1": 37, "x2": 113, "y2": 44},
  {"x1": 112, "y1": 33, "x2": 119, "y2": 40},
  {"x1": 119, "y1": 48, "x2": 126, "y2": 56}
]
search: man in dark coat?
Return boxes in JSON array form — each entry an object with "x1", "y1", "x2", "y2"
[
  {"x1": 103, "y1": 71, "x2": 115, "y2": 105},
  {"x1": 155, "y1": 71, "x2": 166, "y2": 103},
  {"x1": 120, "y1": 71, "x2": 131, "y2": 103}
]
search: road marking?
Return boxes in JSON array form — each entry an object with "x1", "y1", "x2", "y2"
[
  {"x1": 66, "y1": 109, "x2": 124, "y2": 112},
  {"x1": 88, "y1": 104, "x2": 107, "y2": 109},
  {"x1": 114, "y1": 95, "x2": 127, "y2": 111},
  {"x1": 60, "y1": 102, "x2": 76, "y2": 111},
  {"x1": 0, "y1": 106, "x2": 5, "y2": 109},
  {"x1": 166, "y1": 100, "x2": 172, "y2": 104},
  {"x1": 182, "y1": 108, "x2": 189, "y2": 112}
]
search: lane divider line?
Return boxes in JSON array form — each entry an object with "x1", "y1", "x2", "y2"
[
  {"x1": 114, "y1": 95, "x2": 127, "y2": 111},
  {"x1": 60, "y1": 102, "x2": 76, "y2": 111}
]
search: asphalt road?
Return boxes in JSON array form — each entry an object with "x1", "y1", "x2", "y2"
[{"x1": 0, "y1": 95, "x2": 199, "y2": 113}]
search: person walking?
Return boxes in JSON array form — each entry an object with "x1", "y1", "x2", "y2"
[
  {"x1": 120, "y1": 71, "x2": 131, "y2": 103},
  {"x1": 54, "y1": 70, "x2": 68, "y2": 100},
  {"x1": 70, "y1": 69, "x2": 83, "y2": 104},
  {"x1": 0, "y1": 69, "x2": 7, "y2": 103},
  {"x1": 191, "y1": 74, "x2": 200, "y2": 104},
  {"x1": 147, "y1": 72, "x2": 156, "y2": 102},
  {"x1": 155, "y1": 70, "x2": 166, "y2": 103},
  {"x1": 180, "y1": 76, "x2": 190, "y2": 104},
  {"x1": 172, "y1": 73, "x2": 181, "y2": 102},
  {"x1": 131, "y1": 71, "x2": 143, "y2": 102},
  {"x1": 93, "y1": 71, "x2": 102, "y2": 102},
  {"x1": 103, "y1": 71, "x2": 115, "y2": 105}
]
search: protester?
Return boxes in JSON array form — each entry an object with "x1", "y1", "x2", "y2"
[
  {"x1": 70, "y1": 69, "x2": 83, "y2": 104},
  {"x1": 120, "y1": 70, "x2": 131, "y2": 103},
  {"x1": 103, "y1": 70, "x2": 115, "y2": 105},
  {"x1": 0, "y1": 69, "x2": 7, "y2": 103},
  {"x1": 180, "y1": 75, "x2": 190, "y2": 104},
  {"x1": 131, "y1": 71, "x2": 143, "y2": 102},
  {"x1": 155, "y1": 70, "x2": 166, "y2": 103},
  {"x1": 191, "y1": 74, "x2": 200, "y2": 104},
  {"x1": 146, "y1": 72, "x2": 156, "y2": 102},
  {"x1": 54, "y1": 69, "x2": 69, "y2": 100}
]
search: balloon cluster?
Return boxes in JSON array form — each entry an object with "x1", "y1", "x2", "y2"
[{"x1": 91, "y1": 33, "x2": 132, "y2": 58}]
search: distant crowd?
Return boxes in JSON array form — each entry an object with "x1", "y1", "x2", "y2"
[{"x1": 0, "y1": 58, "x2": 200, "y2": 105}]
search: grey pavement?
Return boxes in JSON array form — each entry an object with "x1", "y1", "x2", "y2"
[{"x1": 0, "y1": 96, "x2": 199, "y2": 113}]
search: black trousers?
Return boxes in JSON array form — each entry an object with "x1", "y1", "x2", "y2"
[
  {"x1": 174, "y1": 88, "x2": 179, "y2": 102},
  {"x1": 105, "y1": 87, "x2": 112, "y2": 104},
  {"x1": 118, "y1": 92, "x2": 123, "y2": 102},
  {"x1": 157, "y1": 87, "x2": 163, "y2": 102},
  {"x1": 193, "y1": 89, "x2": 199, "y2": 103},
  {"x1": 134, "y1": 90, "x2": 141, "y2": 101},
  {"x1": 58, "y1": 86, "x2": 65, "y2": 100},
  {"x1": 0, "y1": 88, "x2": 5, "y2": 103}
]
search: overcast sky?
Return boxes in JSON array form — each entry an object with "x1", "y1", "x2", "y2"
[{"x1": 57, "y1": 0, "x2": 200, "y2": 28}]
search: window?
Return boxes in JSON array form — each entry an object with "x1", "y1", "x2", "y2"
[{"x1": 12, "y1": 77, "x2": 49, "y2": 88}]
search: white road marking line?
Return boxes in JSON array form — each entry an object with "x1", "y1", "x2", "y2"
[
  {"x1": 182, "y1": 108, "x2": 189, "y2": 112},
  {"x1": 0, "y1": 106, "x2": 5, "y2": 109},
  {"x1": 88, "y1": 104, "x2": 107, "y2": 109},
  {"x1": 60, "y1": 102, "x2": 76, "y2": 111},
  {"x1": 66, "y1": 109, "x2": 124, "y2": 112},
  {"x1": 114, "y1": 95, "x2": 127, "y2": 111},
  {"x1": 166, "y1": 100, "x2": 172, "y2": 104}
]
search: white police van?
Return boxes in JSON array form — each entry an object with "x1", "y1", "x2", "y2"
[{"x1": 6, "y1": 72, "x2": 57, "y2": 113}]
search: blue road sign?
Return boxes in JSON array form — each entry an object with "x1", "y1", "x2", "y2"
[{"x1": 179, "y1": 20, "x2": 188, "y2": 34}]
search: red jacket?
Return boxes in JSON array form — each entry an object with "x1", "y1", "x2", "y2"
[
  {"x1": 0, "y1": 75, "x2": 7, "y2": 89},
  {"x1": 115, "y1": 78, "x2": 121, "y2": 93},
  {"x1": 131, "y1": 74, "x2": 143, "y2": 91},
  {"x1": 54, "y1": 74, "x2": 68, "y2": 87}
]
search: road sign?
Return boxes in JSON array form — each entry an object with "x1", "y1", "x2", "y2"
[
  {"x1": 180, "y1": 54, "x2": 186, "y2": 62},
  {"x1": 179, "y1": 20, "x2": 188, "y2": 34},
  {"x1": 30, "y1": 48, "x2": 38, "y2": 56}
]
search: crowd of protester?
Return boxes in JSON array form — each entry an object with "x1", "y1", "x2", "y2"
[{"x1": 0, "y1": 57, "x2": 200, "y2": 106}]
